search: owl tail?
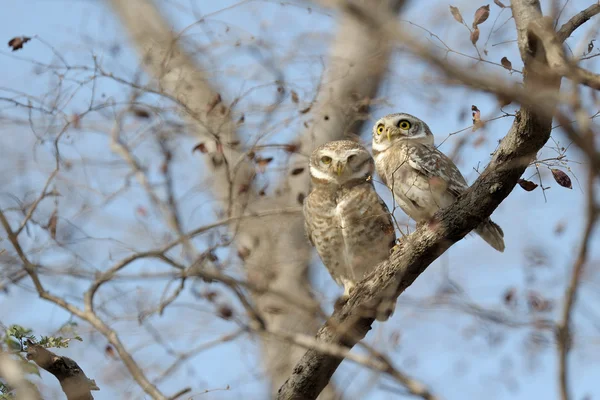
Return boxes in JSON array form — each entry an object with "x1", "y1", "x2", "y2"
[{"x1": 475, "y1": 219, "x2": 505, "y2": 252}]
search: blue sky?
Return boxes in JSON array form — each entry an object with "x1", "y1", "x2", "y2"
[{"x1": 1, "y1": 1, "x2": 599, "y2": 399}]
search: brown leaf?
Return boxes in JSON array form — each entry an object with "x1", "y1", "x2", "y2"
[
  {"x1": 500, "y1": 56, "x2": 512, "y2": 71},
  {"x1": 8, "y1": 36, "x2": 31, "y2": 51},
  {"x1": 284, "y1": 143, "x2": 299, "y2": 153},
  {"x1": 237, "y1": 246, "x2": 250, "y2": 261},
  {"x1": 493, "y1": 0, "x2": 506, "y2": 8},
  {"x1": 518, "y1": 178, "x2": 538, "y2": 191},
  {"x1": 471, "y1": 105, "x2": 482, "y2": 131},
  {"x1": 71, "y1": 114, "x2": 81, "y2": 129},
  {"x1": 238, "y1": 184, "x2": 250, "y2": 194},
  {"x1": 192, "y1": 143, "x2": 208, "y2": 153},
  {"x1": 472, "y1": 5, "x2": 490, "y2": 28},
  {"x1": 449, "y1": 6, "x2": 464, "y2": 24},
  {"x1": 291, "y1": 90, "x2": 299, "y2": 104},
  {"x1": 470, "y1": 26, "x2": 480, "y2": 45},
  {"x1": 259, "y1": 183, "x2": 268, "y2": 196},
  {"x1": 299, "y1": 106, "x2": 311, "y2": 114},
  {"x1": 217, "y1": 305, "x2": 234, "y2": 320},
  {"x1": 48, "y1": 211, "x2": 58, "y2": 239},
  {"x1": 131, "y1": 107, "x2": 151, "y2": 118},
  {"x1": 291, "y1": 167, "x2": 305, "y2": 176},
  {"x1": 551, "y1": 169, "x2": 572, "y2": 189},
  {"x1": 256, "y1": 157, "x2": 274, "y2": 170},
  {"x1": 136, "y1": 206, "x2": 148, "y2": 217},
  {"x1": 207, "y1": 93, "x2": 222, "y2": 113},
  {"x1": 503, "y1": 287, "x2": 516, "y2": 306},
  {"x1": 237, "y1": 114, "x2": 245, "y2": 124}
]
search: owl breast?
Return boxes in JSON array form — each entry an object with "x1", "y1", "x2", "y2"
[{"x1": 304, "y1": 183, "x2": 396, "y2": 291}]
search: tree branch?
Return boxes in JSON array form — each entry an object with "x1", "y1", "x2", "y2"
[
  {"x1": 557, "y1": 166, "x2": 598, "y2": 400},
  {"x1": 277, "y1": 1, "x2": 561, "y2": 398},
  {"x1": 557, "y1": 4, "x2": 600, "y2": 43},
  {"x1": 25, "y1": 342, "x2": 98, "y2": 400}
]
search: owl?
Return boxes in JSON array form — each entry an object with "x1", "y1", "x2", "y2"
[
  {"x1": 372, "y1": 113, "x2": 505, "y2": 252},
  {"x1": 303, "y1": 140, "x2": 397, "y2": 319}
]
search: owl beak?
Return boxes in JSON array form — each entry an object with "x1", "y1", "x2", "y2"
[
  {"x1": 387, "y1": 129, "x2": 392, "y2": 142},
  {"x1": 336, "y1": 163, "x2": 344, "y2": 176}
]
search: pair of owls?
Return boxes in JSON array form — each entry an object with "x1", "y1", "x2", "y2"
[{"x1": 303, "y1": 113, "x2": 504, "y2": 320}]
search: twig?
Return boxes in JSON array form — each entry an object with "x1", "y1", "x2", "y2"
[{"x1": 556, "y1": 165, "x2": 598, "y2": 400}]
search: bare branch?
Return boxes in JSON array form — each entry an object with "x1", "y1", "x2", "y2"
[
  {"x1": 25, "y1": 342, "x2": 98, "y2": 400},
  {"x1": 557, "y1": 4, "x2": 600, "y2": 43},
  {"x1": 557, "y1": 166, "x2": 598, "y2": 400}
]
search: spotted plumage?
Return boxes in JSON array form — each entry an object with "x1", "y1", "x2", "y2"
[
  {"x1": 303, "y1": 140, "x2": 397, "y2": 319},
  {"x1": 372, "y1": 113, "x2": 505, "y2": 252}
]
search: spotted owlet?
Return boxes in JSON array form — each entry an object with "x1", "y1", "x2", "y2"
[
  {"x1": 303, "y1": 140, "x2": 397, "y2": 320},
  {"x1": 372, "y1": 113, "x2": 505, "y2": 252}
]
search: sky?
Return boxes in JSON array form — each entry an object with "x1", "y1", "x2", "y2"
[{"x1": 1, "y1": 0, "x2": 599, "y2": 399}]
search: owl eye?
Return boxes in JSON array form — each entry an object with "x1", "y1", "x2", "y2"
[
  {"x1": 398, "y1": 120, "x2": 411, "y2": 130},
  {"x1": 321, "y1": 156, "x2": 332, "y2": 164},
  {"x1": 347, "y1": 154, "x2": 357, "y2": 163},
  {"x1": 376, "y1": 125, "x2": 384, "y2": 135}
]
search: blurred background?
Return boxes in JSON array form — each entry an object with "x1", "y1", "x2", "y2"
[{"x1": 1, "y1": 1, "x2": 599, "y2": 399}]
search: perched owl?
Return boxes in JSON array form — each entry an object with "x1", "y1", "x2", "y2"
[
  {"x1": 303, "y1": 140, "x2": 397, "y2": 319},
  {"x1": 372, "y1": 113, "x2": 505, "y2": 252}
]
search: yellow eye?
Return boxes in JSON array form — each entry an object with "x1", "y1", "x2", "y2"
[
  {"x1": 376, "y1": 125, "x2": 384, "y2": 135},
  {"x1": 398, "y1": 120, "x2": 411, "y2": 130},
  {"x1": 321, "y1": 156, "x2": 332, "y2": 164}
]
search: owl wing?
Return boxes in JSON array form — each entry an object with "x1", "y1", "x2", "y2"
[
  {"x1": 407, "y1": 143, "x2": 469, "y2": 197},
  {"x1": 337, "y1": 182, "x2": 396, "y2": 274},
  {"x1": 302, "y1": 194, "x2": 315, "y2": 246}
]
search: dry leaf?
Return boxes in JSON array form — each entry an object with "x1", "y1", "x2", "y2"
[
  {"x1": 470, "y1": 27, "x2": 480, "y2": 45},
  {"x1": 136, "y1": 206, "x2": 148, "y2": 217},
  {"x1": 207, "y1": 93, "x2": 222, "y2": 113},
  {"x1": 551, "y1": 169, "x2": 572, "y2": 189},
  {"x1": 503, "y1": 287, "x2": 516, "y2": 307},
  {"x1": 471, "y1": 105, "x2": 483, "y2": 131},
  {"x1": 8, "y1": 36, "x2": 31, "y2": 51},
  {"x1": 493, "y1": 0, "x2": 506, "y2": 8},
  {"x1": 500, "y1": 56, "x2": 512, "y2": 71},
  {"x1": 518, "y1": 178, "x2": 538, "y2": 191},
  {"x1": 193, "y1": 143, "x2": 208, "y2": 153},
  {"x1": 71, "y1": 114, "x2": 81, "y2": 129},
  {"x1": 217, "y1": 305, "x2": 234, "y2": 319},
  {"x1": 48, "y1": 211, "x2": 58, "y2": 239},
  {"x1": 291, "y1": 90, "x2": 299, "y2": 104},
  {"x1": 237, "y1": 114, "x2": 245, "y2": 124},
  {"x1": 472, "y1": 5, "x2": 490, "y2": 28},
  {"x1": 131, "y1": 107, "x2": 151, "y2": 118},
  {"x1": 284, "y1": 143, "x2": 299, "y2": 153},
  {"x1": 256, "y1": 157, "x2": 273, "y2": 167},
  {"x1": 449, "y1": 6, "x2": 464, "y2": 24}
]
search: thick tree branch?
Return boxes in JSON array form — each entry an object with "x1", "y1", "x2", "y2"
[
  {"x1": 557, "y1": 4, "x2": 600, "y2": 43},
  {"x1": 277, "y1": 1, "x2": 561, "y2": 398},
  {"x1": 25, "y1": 342, "x2": 98, "y2": 400},
  {"x1": 557, "y1": 167, "x2": 598, "y2": 400}
]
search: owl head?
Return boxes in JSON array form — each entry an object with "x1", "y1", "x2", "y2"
[
  {"x1": 372, "y1": 113, "x2": 434, "y2": 152},
  {"x1": 309, "y1": 140, "x2": 374, "y2": 185}
]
